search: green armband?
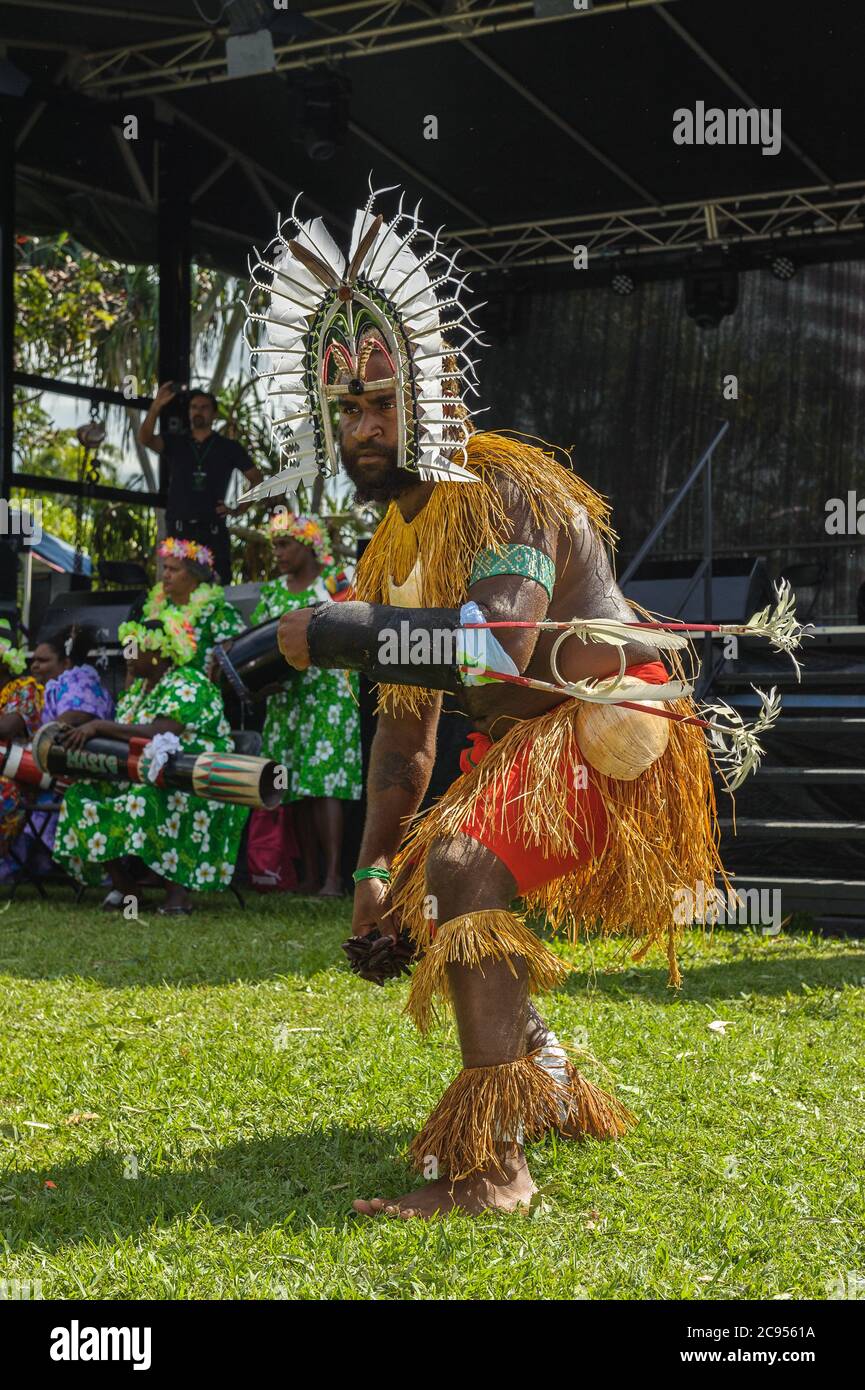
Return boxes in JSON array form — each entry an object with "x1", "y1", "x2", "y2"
[
  {"x1": 469, "y1": 543, "x2": 556, "y2": 600},
  {"x1": 353, "y1": 866, "x2": 392, "y2": 884}
]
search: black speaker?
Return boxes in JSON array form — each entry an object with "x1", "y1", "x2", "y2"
[
  {"x1": 0, "y1": 537, "x2": 19, "y2": 608},
  {"x1": 35, "y1": 588, "x2": 146, "y2": 645}
]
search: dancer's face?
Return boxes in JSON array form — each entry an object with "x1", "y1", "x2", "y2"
[
  {"x1": 273, "y1": 535, "x2": 313, "y2": 575},
  {"x1": 337, "y1": 349, "x2": 416, "y2": 502}
]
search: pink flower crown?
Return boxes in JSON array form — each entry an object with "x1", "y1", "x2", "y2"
[
  {"x1": 159, "y1": 537, "x2": 215, "y2": 570},
  {"x1": 268, "y1": 511, "x2": 333, "y2": 567}
]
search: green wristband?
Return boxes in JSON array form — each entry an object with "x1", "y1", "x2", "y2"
[{"x1": 352, "y1": 866, "x2": 392, "y2": 884}]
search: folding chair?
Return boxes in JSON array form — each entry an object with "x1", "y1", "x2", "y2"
[{"x1": 5, "y1": 794, "x2": 70, "y2": 900}]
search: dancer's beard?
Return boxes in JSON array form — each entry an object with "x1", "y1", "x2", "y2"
[{"x1": 340, "y1": 439, "x2": 417, "y2": 503}]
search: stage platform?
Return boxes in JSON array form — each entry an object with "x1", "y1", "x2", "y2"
[{"x1": 712, "y1": 625, "x2": 865, "y2": 929}]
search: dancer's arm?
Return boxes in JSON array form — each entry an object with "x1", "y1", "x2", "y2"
[
  {"x1": 279, "y1": 486, "x2": 558, "y2": 710},
  {"x1": 352, "y1": 695, "x2": 441, "y2": 939}
]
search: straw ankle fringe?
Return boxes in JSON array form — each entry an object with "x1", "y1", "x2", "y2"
[
  {"x1": 353, "y1": 431, "x2": 615, "y2": 720},
  {"x1": 406, "y1": 909, "x2": 571, "y2": 1033},
  {"x1": 410, "y1": 1052, "x2": 563, "y2": 1181},
  {"x1": 560, "y1": 1061, "x2": 637, "y2": 1140},
  {"x1": 391, "y1": 696, "x2": 730, "y2": 987}
]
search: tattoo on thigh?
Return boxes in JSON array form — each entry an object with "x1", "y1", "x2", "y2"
[{"x1": 372, "y1": 749, "x2": 420, "y2": 794}]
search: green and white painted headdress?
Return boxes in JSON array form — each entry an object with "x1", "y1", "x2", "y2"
[{"x1": 242, "y1": 184, "x2": 484, "y2": 503}]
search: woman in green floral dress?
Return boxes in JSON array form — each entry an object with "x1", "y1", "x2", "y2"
[
  {"x1": 251, "y1": 512, "x2": 361, "y2": 896},
  {"x1": 53, "y1": 612, "x2": 248, "y2": 914},
  {"x1": 143, "y1": 536, "x2": 246, "y2": 677}
]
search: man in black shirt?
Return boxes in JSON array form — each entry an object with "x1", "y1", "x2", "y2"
[{"x1": 139, "y1": 384, "x2": 263, "y2": 582}]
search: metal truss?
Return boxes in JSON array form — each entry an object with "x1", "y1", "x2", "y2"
[
  {"x1": 68, "y1": 0, "x2": 678, "y2": 99},
  {"x1": 446, "y1": 180, "x2": 865, "y2": 272},
  {"x1": 9, "y1": 0, "x2": 864, "y2": 279}
]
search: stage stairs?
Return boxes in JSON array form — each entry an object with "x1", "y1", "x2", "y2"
[{"x1": 710, "y1": 626, "x2": 865, "y2": 930}]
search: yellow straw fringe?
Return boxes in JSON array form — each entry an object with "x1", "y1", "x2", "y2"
[
  {"x1": 561, "y1": 1061, "x2": 636, "y2": 1140},
  {"x1": 391, "y1": 696, "x2": 730, "y2": 986},
  {"x1": 406, "y1": 909, "x2": 571, "y2": 1033},
  {"x1": 409, "y1": 1053, "x2": 565, "y2": 1181},
  {"x1": 353, "y1": 431, "x2": 616, "y2": 719}
]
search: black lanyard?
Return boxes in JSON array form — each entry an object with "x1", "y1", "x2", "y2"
[{"x1": 191, "y1": 436, "x2": 215, "y2": 489}]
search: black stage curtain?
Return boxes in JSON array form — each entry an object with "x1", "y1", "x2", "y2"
[{"x1": 480, "y1": 260, "x2": 865, "y2": 622}]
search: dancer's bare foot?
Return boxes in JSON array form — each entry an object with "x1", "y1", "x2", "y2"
[{"x1": 352, "y1": 1148, "x2": 536, "y2": 1220}]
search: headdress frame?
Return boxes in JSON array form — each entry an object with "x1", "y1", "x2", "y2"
[{"x1": 242, "y1": 185, "x2": 486, "y2": 505}]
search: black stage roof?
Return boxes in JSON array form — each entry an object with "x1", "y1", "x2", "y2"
[{"x1": 2, "y1": 0, "x2": 864, "y2": 284}]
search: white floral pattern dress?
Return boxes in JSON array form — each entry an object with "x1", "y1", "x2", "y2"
[
  {"x1": 251, "y1": 573, "x2": 362, "y2": 802},
  {"x1": 54, "y1": 667, "x2": 249, "y2": 889}
]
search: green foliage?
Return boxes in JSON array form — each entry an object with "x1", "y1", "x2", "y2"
[
  {"x1": 13, "y1": 231, "x2": 379, "y2": 581},
  {"x1": 14, "y1": 232, "x2": 125, "y2": 378}
]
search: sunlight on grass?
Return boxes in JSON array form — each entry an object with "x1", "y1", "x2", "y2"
[{"x1": 0, "y1": 893, "x2": 863, "y2": 1299}]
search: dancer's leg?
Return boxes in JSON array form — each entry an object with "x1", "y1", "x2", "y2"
[
  {"x1": 353, "y1": 828, "x2": 635, "y2": 1218},
  {"x1": 354, "y1": 833, "x2": 542, "y2": 1218},
  {"x1": 312, "y1": 797, "x2": 344, "y2": 896}
]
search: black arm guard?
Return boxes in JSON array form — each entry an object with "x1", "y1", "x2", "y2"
[{"x1": 306, "y1": 600, "x2": 465, "y2": 691}]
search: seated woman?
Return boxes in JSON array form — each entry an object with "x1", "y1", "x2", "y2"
[
  {"x1": 31, "y1": 622, "x2": 114, "y2": 727},
  {"x1": 0, "y1": 618, "x2": 44, "y2": 861},
  {"x1": 144, "y1": 537, "x2": 245, "y2": 678},
  {"x1": 14, "y1": 623, "x2": 115, "y2": 871},
  {"x1": 53, "y1": 612, "x2": 248, "y2": 915},
  {"x1": 251, "y1": 512, "x2": 360, "y2": 896}
]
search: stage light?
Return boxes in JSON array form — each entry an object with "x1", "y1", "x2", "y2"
[
  {"x1": 770, "y1": 255, "x2": 796, "y2": 281},
  {"x1": 294, "y1": 75, "x2": 351, "y2": 162},
  {"x1": 533, "y1": 0, "x2": 593, "y2": 15},
  {"x1": 684, "y1": 268, "x2": 738, "y2": 328},
  {"x1": 225, "y1": 0, "x2": 276, "y2": 80},
  {"x1": 611, "y1": 273, "x2": 636, "y2": 296}
]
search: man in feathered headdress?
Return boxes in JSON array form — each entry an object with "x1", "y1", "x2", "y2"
[{"x1": 241, "y1": 188, "x2": 795, "y2": 1219}]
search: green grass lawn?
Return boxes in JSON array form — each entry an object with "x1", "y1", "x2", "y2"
[{"x1": 0, "y1": 890, "x2": 863, "y2": 1300}]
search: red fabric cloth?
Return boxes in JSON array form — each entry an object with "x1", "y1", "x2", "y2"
[
  {"x1": 246, "y1": 805, "x2": 300, "y2": 892},
  {"x1": 458, "y1": 660, "x2": 669, "y2": 894}
]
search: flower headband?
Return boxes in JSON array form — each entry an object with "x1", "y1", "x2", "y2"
[
  {"x1": 0, "y1": 620, "x2": 27, "y2": 676},
  {"x1": 268, "y1": 511, "x2": 334, "y2": 567},
  {"x1": 0, "y1": 637, "x2": 27, "y2": 676},
  {"x1": 118, "y1": 613, "x2": 197, "y2": 668},
  {"x1": 159, "y1": 537, "x2": 215, "y2": 571}
]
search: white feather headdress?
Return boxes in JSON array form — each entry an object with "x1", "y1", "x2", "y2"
[{"x1": 242, "y1": 184, "x2": 485, "y2": 504}]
